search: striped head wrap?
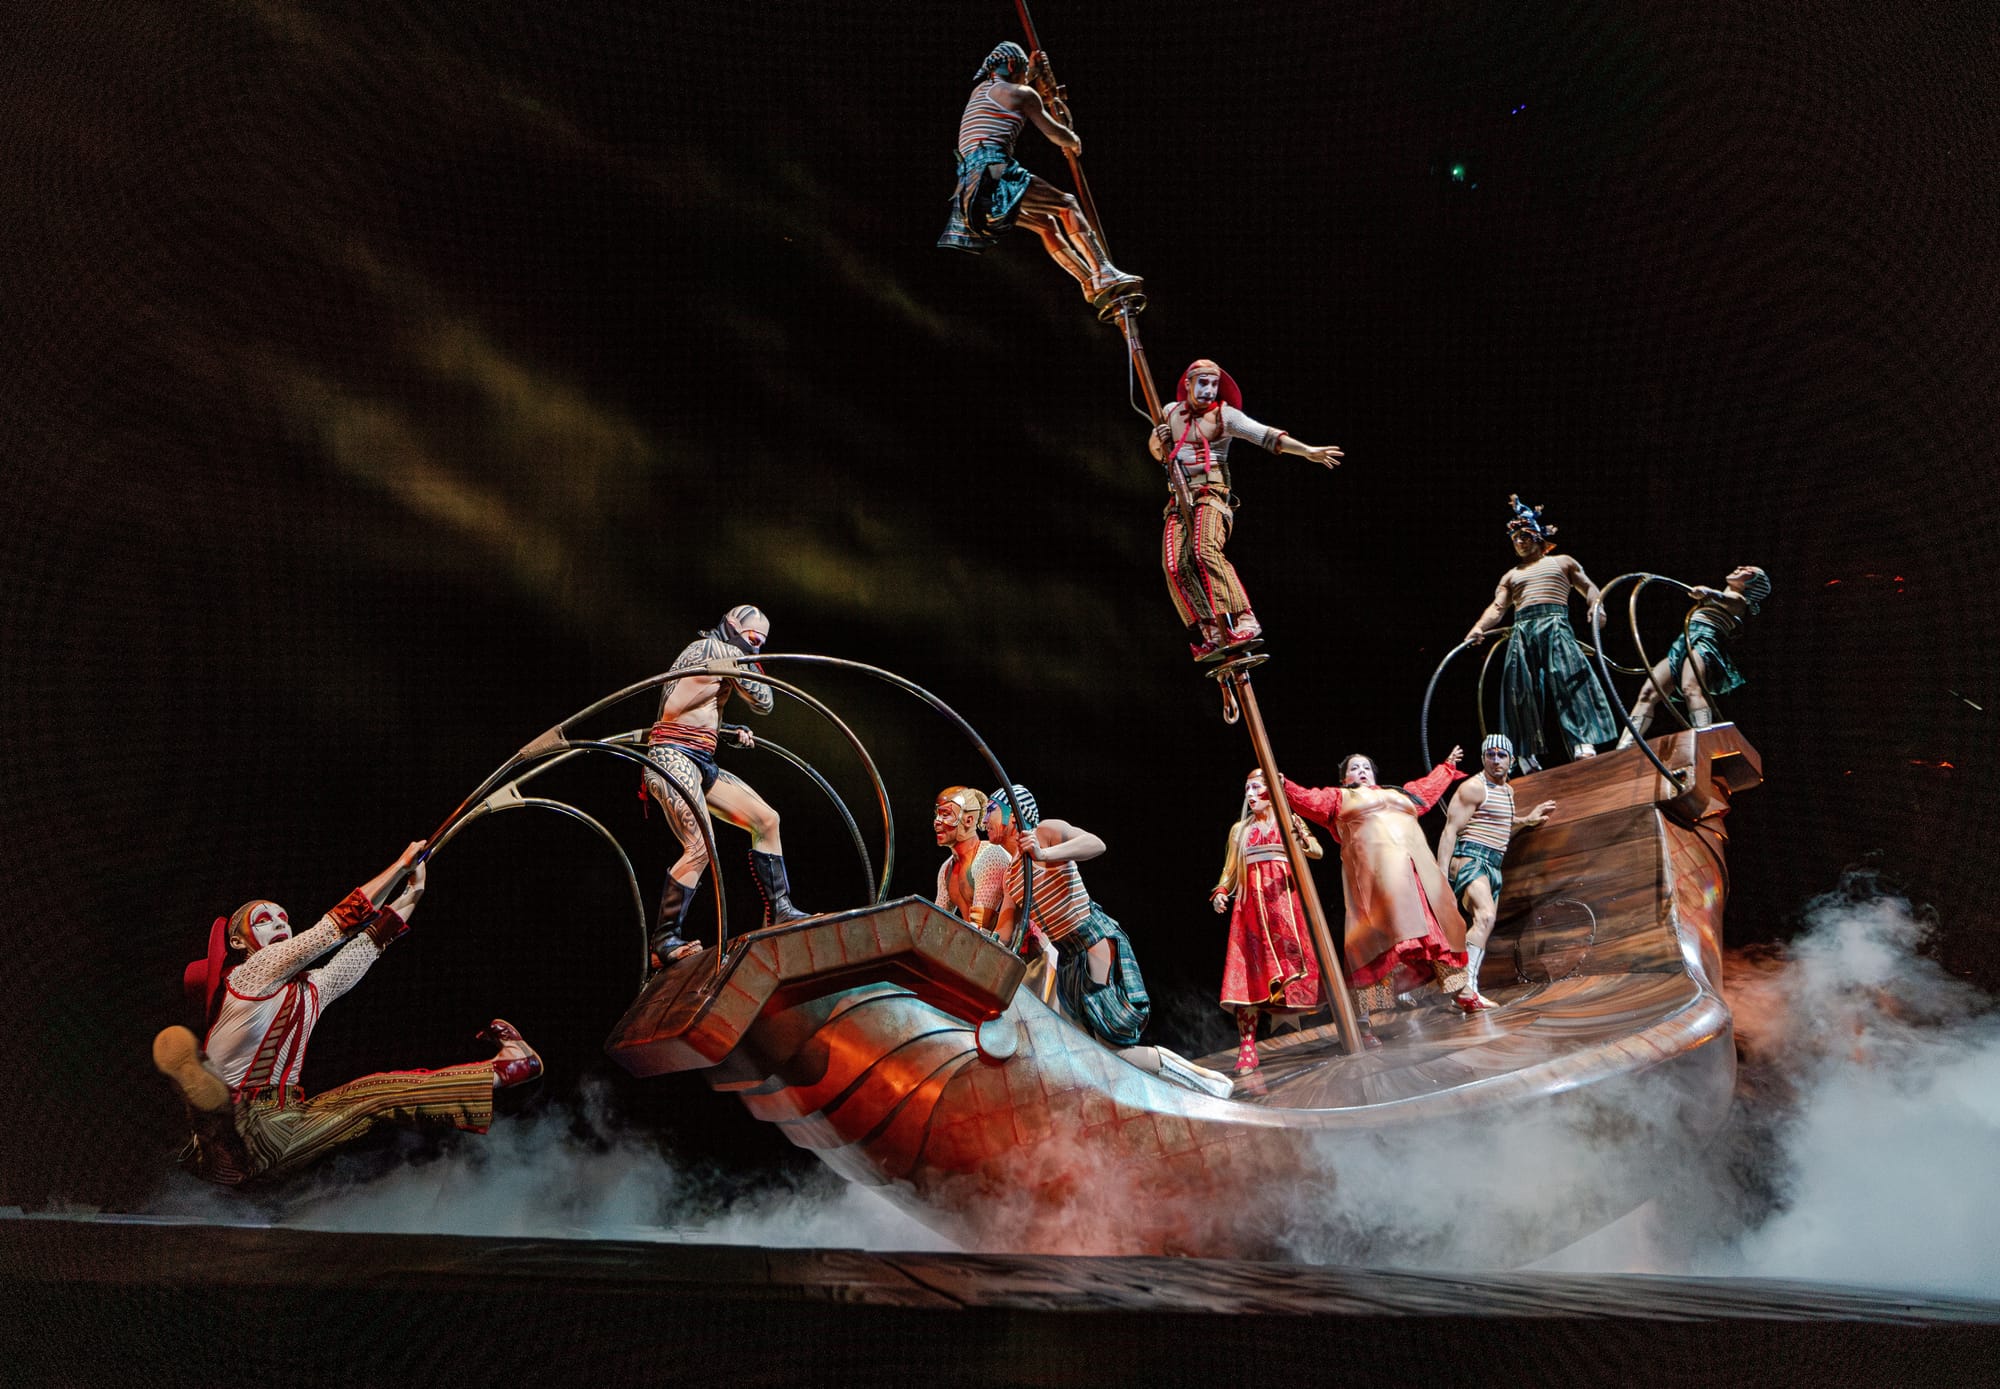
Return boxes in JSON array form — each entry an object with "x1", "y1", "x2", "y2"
[
  {"x1": 1481, "y1": 733, "x2": 1514, "y2": 757},
  {"x1": 1740, "y1": 566, "x2": 1772, "y2": 613},
  {"x1": 977, "y1": 41, "x2": 1029, "y2": 81},
  {"x1": 987, "y1": 783, "x2": 1040, "y2": 830}
]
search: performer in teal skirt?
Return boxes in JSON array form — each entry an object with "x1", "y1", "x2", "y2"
[
  {"x1": 1620, "y1": 565, "x2": 1772, "y2": 744},
  {"x1": 1464, "y1": 496, "x2": 1619, "y2": 769}
]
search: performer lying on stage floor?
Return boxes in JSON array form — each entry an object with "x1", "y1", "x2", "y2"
[
  {"x1": 642, "y1": 604, "x2": 809, "y2": 971},
  {"x1": 1619, "y1": 565, "x2": 1772, "y2": 745},
  {"x1": 986, "y1": 785, "x2": 1234, "y2": 1098},
  {"x1": 1151, "y1": 359, "x2": 1344, "y2": 659},
  {"x1": 152, "y1": 840, "x2": 542, "y2": 1187},
  {"x1": 1209, "y1": 768, "x2": 1324, "y2": 1075},
  {"x1": 1434, "y1": 734, "x2": 1555, "y2": 1011},
  {"x1": 1464, "y1": 495, "x2": 1619, "y2": 769},
  {"x1": 1285, "y1": 751, "x2": 1472, "y2": 1036},
  {"x1": 936, "y1": 41, "x2": 1141, "y2": 307}
]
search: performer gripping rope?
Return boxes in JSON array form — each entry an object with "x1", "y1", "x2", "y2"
[
  {"x1": 1285, "y1": 752, "x2": 1472, "y2": 1033},
  {"x1": 1434, "y1": 735, "x2": 1556, "y2": 1011},
  {"x1": 643, "y1": 604, "x2": 809, "y2": 969},
  {"x1": 932, "y1": 785, "x2": 1010, "y2": 931},
  {"x1": 936, "y1": 42, "x2": 1141, "y2": 307},
  {"x1": 1619, "y1": 566, "x2": 1772, "y2": 745},
  {"x1": 151, "y1": 841, "x2": 543, "y2": 1187},
  {"x1": 986, "y1": 785, "x2": 1233, "y2": 1098},
  {"x1": 1152, "y1": 360, "x2": 1343, "y2": 658},
  {"x1": 1464, "y1": 496, "x2": 1619, "y2": 768},
  {"x1": 1209, "y1": 768, "x2": 1324, "y2": 1075}
]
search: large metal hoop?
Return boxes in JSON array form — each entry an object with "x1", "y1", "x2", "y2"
[
  {"x1": 426, "y1": 664, "x2": 895, "y2": 908},
  {"x1": 429, "y1": 738, "x2": 730, "y2": 960},
  {"x1": 1475, "y1": 628, "x2": 1513, "y2": 743},
  {"x1": 736, "y1": 731, "x2": 876, "y2": 905},
  {"x1": 1584, "y1": 603, "x2": 1687, "y2": 789},
  {"x1": 1419, "y1": 640, "x2": 1472, "y2": 769},
  {"x1": 746, "y1": 654, "x2": 1038, "y2": 931}
]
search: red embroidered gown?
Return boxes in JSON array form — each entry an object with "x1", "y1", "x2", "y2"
[{"x1": 1215, "y1": 819, "x2": 1323, "y2": 1012}]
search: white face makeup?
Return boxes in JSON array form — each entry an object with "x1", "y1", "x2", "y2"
[
  {"x1": 1245, "y1": 775, "x2": 1271, "y2": 812},
  {"x1": 1187, "y1": 372, "x2": 1221, "y2": 409},
  {"x1": 1482, "y1": 747, "x2": 1513, "y2": 779},
  {"x1": 238, "y1": 902, "x2": 291, "y2": 952}
]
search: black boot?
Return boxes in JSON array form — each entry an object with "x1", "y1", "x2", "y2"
[
  {"x1": 650, "y1": 876, "x2": 701, "y2": 970},
  {"x1": 749, "y1": 850, "x2": 810, "y2": 927}
]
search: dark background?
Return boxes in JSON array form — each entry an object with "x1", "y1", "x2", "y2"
[{"x1": 1, "y1": 0, "x2": 1993, "y2": 1211}]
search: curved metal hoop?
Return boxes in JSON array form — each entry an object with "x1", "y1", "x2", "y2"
[
  {"x1": 746, "y1": 653, "x2": 1038, "y2": 929},
  {"x1": 423, "y1": 652, "x2": 1037, "y2": 943},
  {"x1": 1583, "y1": 603, "x2": 1687, "y2": 789},
  {"x1": 440, "y1": 793, "x2": 650, "y2": 992},
  {"x1": 1475, "y1": 628, "x2": 1512, "y2": 743},
  {"x1": 426, "y1": 664, "x2": 895, "y2": 910},
  {"x1": 1419, "y1": 639, "x2": 1473, "y2": 769},
  {"x1": 1596, "y1": 571, "x2": 1722, "y2": 740},
  {"x1": 428, "y1": 739, "x2": 729, "y2": 961},
  {"x1": 740, "y1": 731, "x2": 876, "y2": 906}
]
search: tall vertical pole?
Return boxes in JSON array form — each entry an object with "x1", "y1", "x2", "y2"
[{"x1": 1225, "y1": 666, "x2": 1365, "y2": 1054}]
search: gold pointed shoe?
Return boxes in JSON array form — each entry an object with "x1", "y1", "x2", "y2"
[{"x1": 153, "y1": 1026, "x2": 230, "y2": 1113}]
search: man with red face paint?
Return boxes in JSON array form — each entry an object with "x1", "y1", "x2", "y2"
[
  {"x1": 1150, "y1": 360, "x2": 1344, "y2": 659},
  {"x1": 152, "y1": 840, "x2": 543, "y2": 1186}
]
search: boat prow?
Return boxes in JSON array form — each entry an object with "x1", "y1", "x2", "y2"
[{"x1": 607, "y1": 726, "x2": 1759, "y2": 1261}]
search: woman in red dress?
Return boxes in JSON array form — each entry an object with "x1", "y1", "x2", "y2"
[{"x1": 1209, "y1": 769, "x2": 1324, "y2": 1074}]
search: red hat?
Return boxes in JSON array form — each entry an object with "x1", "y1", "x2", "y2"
[
  {"x1": 1177, "y1": 359, "x2": 1242, "y2": 411},
  {"x1": 184, "y1": 914, "x2": 231, "y2": 1028}
]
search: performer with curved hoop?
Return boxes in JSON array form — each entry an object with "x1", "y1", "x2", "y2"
[
  {"x1": 937, "y1": 42, "x2": 1141, "y2": 309},
  {"x1": 1618, "y1": 566, "x2": 1772, "y2": 746},
  {"x1": 151, "y1": 840, "x2": 543, "y2": 1187},
  {"x1": 1464, "y1": 495, "x2": 1619, "y2": 769},
  {"x1": 1209, "y1": 767, "x2": 1324, "y2": 1074},
  {"x1": 643, "y1": 605, "x2": 810, "y2": 969}
]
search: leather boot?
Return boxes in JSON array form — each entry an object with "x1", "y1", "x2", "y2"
[
  {"x1": 749, "y1": 850, "x2": 811, "y2": 927},
  {"x1": 480, "y1": 1019, "x2": 544, "y2": 1088},
  {"x1": 650, "y1": 876, "x2": 701, "y2": 969}
]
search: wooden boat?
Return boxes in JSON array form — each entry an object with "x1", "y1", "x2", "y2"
[{"x1": 607, "y1": 724, "x2": 1760, "y2": 1261}]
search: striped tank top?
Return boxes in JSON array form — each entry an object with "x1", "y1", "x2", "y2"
[
  {"x1": 957, "y1": 79, "x2": 1024, "y2": 156},
  {"x1": 1005, "y1": 856, "x2": 1094, "y2": 942},
  {"x1": 1461, "y1": 777, "x2": 1515, "y2": 854},
  {"x1": 1510, "y1": 553, "x2": 1572, "y2": 610}
]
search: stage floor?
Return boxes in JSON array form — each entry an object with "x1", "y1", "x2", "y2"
[{"x1": 4, "y1": 1213, "x2": 1994, "y2": 1386}]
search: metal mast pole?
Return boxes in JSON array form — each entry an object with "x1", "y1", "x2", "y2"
[{"x1": 1014, "y1": 2, "x2": 1361, "y2": 1054}]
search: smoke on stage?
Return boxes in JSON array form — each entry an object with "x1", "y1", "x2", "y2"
[{"x1": 142, "y1": 873, "x2": 1998, "y2": 1300}]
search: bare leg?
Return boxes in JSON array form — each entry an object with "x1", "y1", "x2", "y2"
[
  {"x1": 1681, "y1": 651, "x2": 1715, "y2": 727},
  {"x1": 706, "y1": 777, "x2": 782, "y2": 853},
  {"x1": 1620, "y1": 654, "x2": 1677, "y2": 748},
  {"x1": 1015, "y1": 178, "x2": 1138, "y2": 300},
  {"x1": 1457, "y1": 875, "x2": 1499, "y2": 1008}
]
